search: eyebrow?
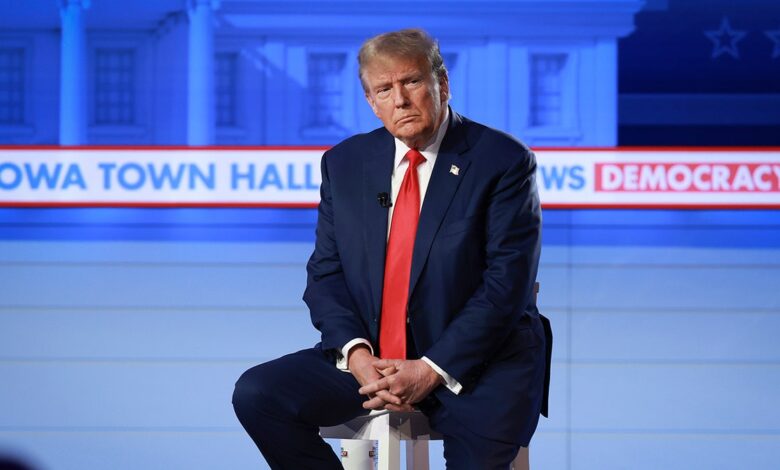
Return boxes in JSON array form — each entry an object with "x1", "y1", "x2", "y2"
[{"x1": 373, "y1": 71, "x2": 424, "y2": 90}]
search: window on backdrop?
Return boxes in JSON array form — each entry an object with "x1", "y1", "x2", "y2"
[
  {"x1": 0, "y1": 48, "x2": 25, "y2": 125},
  {"x1": 94, "y1": 48, "x2": 135, "y2": 125},
  {"x1": 215, "y1": 52, "x2": 238, "y2": 127},
  {"x1": 529, "y1": 53, "x2": 567, "y2": 127}
]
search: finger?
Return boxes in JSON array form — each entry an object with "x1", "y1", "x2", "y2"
[
  {"x1": 379, "y1": 366, "x2": 396, "y2": 377},
  {"x1": 358, "y1": 377, "x2": 389, "y2": 395},
  {"x1": 383, "y1": 403, "x2": 405, "y2": 412},
  {"x1": 362, "y1": 396, "x2": 388, "y2": 410},
  {"x1": 384, "y1": 402, "x2": 415, "y2": 412},
  {"x1": 375, "y1": 390, "x2": 402, "y2": 406},
  {"x1": 372, "y1": 359, "x2": 402, "y2": 370}
]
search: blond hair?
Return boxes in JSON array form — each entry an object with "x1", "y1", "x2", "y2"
[{"x1": 358, "y1": 28, "x2": 448, "y2": 93}]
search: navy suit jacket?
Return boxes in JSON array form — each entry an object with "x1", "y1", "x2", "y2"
[{"x1": 303, "y1": 110, "x2": 546, "y2": 444}]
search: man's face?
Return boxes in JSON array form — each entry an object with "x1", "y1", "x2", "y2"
[{"x1": 363, "y1": 54, "x2": 449, "y2": 149}]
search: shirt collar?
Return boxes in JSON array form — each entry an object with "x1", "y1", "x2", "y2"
[{"x1": 393, "y1": 106, "x2": 450, "y2": 170}]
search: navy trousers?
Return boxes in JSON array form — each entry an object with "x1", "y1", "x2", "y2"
[{"x1": 232, "y1": 347, "x2": 521, "y2": 469}]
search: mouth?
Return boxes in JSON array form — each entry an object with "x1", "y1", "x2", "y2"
[{"x1": 395, "y1": 115, "x2": 419, "y2": 125}]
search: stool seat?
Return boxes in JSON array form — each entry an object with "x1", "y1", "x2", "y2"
[{"x1": 321, "y1": 409, "x2": 442, "y2": 441}]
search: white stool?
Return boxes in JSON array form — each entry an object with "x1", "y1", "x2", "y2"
[{"x1": 320, "y1": 410, "x2": 529, "y2": 470}]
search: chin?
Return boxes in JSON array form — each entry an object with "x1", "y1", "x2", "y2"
[
  {"x1": 395, "y1": 123, "x2": 424, "y2": 138},
  {"x1": 396, "y1": 133, "x2": 424, "y2": 146}
]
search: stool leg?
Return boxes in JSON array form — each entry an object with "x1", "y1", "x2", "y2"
[
  {"x1": 406, "y1": 440, "x2": 429, "y2": 470},
  {"x1": 375, "y1": 421, "x2": 400, "y2": 470}
]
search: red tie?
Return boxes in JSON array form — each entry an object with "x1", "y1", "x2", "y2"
[{"x1": 379, "y1": 149, "x2": 426, "y2": 359}]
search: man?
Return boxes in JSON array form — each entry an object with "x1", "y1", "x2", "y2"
[{"x1": 233, "y1": 28, "x2": 548, "y2": 469}]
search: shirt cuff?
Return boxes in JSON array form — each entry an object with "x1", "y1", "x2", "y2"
[
  {"x1": 421, "y1": 356, "x2": 462, "y2": 395},
  {"x1": 335, "y1": 338, "x2": 374, "y2": 371}
]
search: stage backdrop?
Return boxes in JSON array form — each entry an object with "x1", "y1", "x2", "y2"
[{"x1": 2, "y1": 0, "x2": 780, "y2": 469}]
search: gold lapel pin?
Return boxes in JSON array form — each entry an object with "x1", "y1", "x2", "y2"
[{"x1": 450, "y1": 165, "x2": 460, "y2": 176}]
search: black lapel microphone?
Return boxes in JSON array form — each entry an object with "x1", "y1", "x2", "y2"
[{"x1": 377, "y1": 192, "x2": 392, "y2": 208}]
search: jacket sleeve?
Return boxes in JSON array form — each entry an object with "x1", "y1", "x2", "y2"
[
  {"x1": 423, "y1": 149, "x2": 541, "y2": 385},
  {"x1": 303, "y1": 151, "x2": 371, "y2": 353}
]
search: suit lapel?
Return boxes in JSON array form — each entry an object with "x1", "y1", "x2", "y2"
[
  {"x1": 409, "y1": 111, "x2": 471, "y2": 298},
  {"x1": 363, "y1": 130, "x2": 395, "y2": 325}
]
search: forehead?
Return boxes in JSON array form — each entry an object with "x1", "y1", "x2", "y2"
[{"x1": 362, "y1": 54, "x2": 429, "y2": 82}]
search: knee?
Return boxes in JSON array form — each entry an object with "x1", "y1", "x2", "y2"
[{"x1": 232, "y1": 364, "x2": 276, "y2": 415}]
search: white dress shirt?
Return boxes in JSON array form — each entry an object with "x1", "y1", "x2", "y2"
[{"x1": 335, "y1": 107, "x2": 463, "y2": 395}]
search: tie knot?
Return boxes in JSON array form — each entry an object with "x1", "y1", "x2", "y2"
[{"x1": 405, "y1": 149, "x2": 426, "y2": 169}]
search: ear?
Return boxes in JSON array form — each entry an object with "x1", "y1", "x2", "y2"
[
  {"x1": 438, "y1": 74, "x2": 450, "y2": 104},
  {"x1": 365, "y1": 93, "x2": 380, "y2": 118}
]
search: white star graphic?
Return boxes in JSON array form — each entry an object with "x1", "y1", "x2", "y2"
[
  {"x1": 704, "y1": 17, "x2": 747, "y2": 59},
  {"x1": 765, "y1": 28, "x2": 780, "y2": 59}
]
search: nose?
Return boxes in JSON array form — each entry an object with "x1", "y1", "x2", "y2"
[{"x1": 391, "y1": 83, "x2": 409, "y2": 108}]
